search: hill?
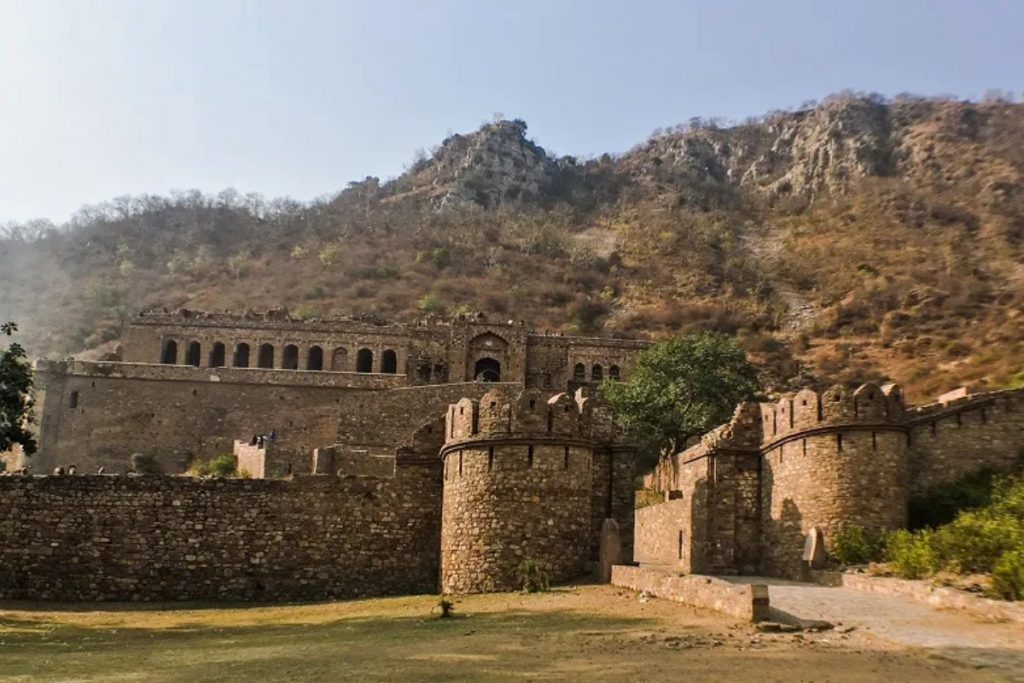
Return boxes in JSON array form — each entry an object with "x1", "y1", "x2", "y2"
[{"x1": 2, "y1": 93, "x2": 1023, "y2": 400}]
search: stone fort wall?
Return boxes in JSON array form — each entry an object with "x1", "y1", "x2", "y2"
[
  {"x1": 639, "y1": 383, "x2": 1024, "y2": 580},
  {"x1": 439, "y1": 388, "x2": 633, "y2": 593},
  {"x1": 0, "y1": 456, "x2": 442, "y2": 601}
]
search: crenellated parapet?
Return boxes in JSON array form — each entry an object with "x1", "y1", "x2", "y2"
[
  {"x1": 759, "y1": 382, "x2": 907, "y2": 447},
  {"x1": 442, "y1": 386, "x2": 618, "y2": 451}
]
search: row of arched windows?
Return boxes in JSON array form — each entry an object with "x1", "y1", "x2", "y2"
[
  {"x1": 572, "y1": 363, "x2": 620, "y2": 382},
  {"x1": 160, "y1": 340, "x2": 399, "y2": 374}
]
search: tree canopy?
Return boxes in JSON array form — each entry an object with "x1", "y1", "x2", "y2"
[
  {"x1": 601, "y1": 333, "x2": 760, "y2": 465},
  {"x1": 0, "y1": 322, "x2": 36, "y2": 455}
]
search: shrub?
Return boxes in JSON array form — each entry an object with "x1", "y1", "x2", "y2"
[
  {"x1": 418, "y1": 293, "x2": 444, "y2": 313},
  {"x1": 883, "y1": 529, "x2": 938, "y2": 579},
  {"x1": 130, "y1": 452, "x2": 162, "y2": 475},
  {"x1": 319, "y1": 243, "x2": 343, "y2": 268},
  {"x1": 436, "y1": 598, "x2": 455, "y2": 618},
  {"x1": 517, "y1": 559, "x2": 549, "y2": 593},
  {"x1": 188, "y1": 453, "x2": 238, "y2": 478},
  {"x1": 992, "y1": 550, "x2": 1024, "y2": 601},
  {"x1": 832, "y1": 524, "x2": 885, "y2": 565}
]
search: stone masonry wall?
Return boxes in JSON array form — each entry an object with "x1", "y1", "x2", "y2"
[
  {"x1": 633, "y1": 498, "x2": 689, "y2": 568},
  {"x1": 440, "y1": 442, "x2": 593, "y2": 593},
  {"x1": 761, "y1": 429, "x2": 908, "y2": 578},
  {"x1": 908, "y1": 391, "x2": 1024, "y2": 496},
  {"x1": 0, "y1": 461, "x2": 442, "y2": 601}
]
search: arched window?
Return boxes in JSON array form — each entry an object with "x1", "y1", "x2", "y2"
[
  {"x1": 331, "y1": 347, "x2": 348, "y2": 371},
  {"x1": 185, "y1": 341, "x2": 201, "y2": 367},
  {"x1": 307, "y1": 346, "x2": 323, "y2": 371},
  {"x1": 209, "y1": 342, "x2": 226, "y2": 368},
  {"x1": 233, "y1": 343, "x2": 250, "y2": 368},
  {"x1": 609, "y1": 365, "x2": 620, "y2": 381},
  {"x1": 591, "y1": 364, "x2": 603, "y2": 382},
  {"x1": 282, "y1": 344, "x2": 299, "y2": 370},
  {"x1": 356, "y1": 348, "x2": 373, "y2": 373},
  {"x1": 258, "y1": 343, "x2": 274, "y2": 369},
  {"x1": 161, "y1": 340, "x2": 178, "y2": 365},
  {"x1": 381, "y1": 349, "x2": 398, "y2": 374},
  {"x1": 474, "y1": 357, "x2": 501, "y2": 382},
  {"x1": 69, "y1": 390, "x2": 79, "y2": 409},
  {"x1": 573, "y1": 363, "x2": 585, "y2": 381}
]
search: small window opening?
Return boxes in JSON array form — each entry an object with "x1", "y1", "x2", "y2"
[
  {"x1": 527, "y1": 445, "x2": 534, "y2": 469},
  {"x1": 69, "y1": 391, "x2": 79, "y2": 409}
]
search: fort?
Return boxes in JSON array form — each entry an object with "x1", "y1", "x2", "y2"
[
  {"x1": 637, "y1": 382, "x2": 1024, "y2": 579},
  {"x1": 2, "y1": 309, "x2": 1023, "y2": 603},
  {"x1": 0, "y1": 309, "x2": 640, "y2": 601}
]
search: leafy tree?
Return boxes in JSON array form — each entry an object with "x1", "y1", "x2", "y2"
[
  {"x1": 0, "y1": 322, "x2": 36, "y2": 455},
  {"x1": 601, "y1": 333, "x2": 760, "y2": 463}
]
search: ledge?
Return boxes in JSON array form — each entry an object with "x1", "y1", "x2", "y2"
[{"x1": 611, "y1": 565, "x2": 769, "y2": 622}]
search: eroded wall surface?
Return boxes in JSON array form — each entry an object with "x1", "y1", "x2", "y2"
[{"x1": 0, "y1": 460, "x2": 441, "y2": 601}]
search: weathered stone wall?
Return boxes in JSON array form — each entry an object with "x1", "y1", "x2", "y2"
[
  {"x1": 233, "y1": 441, "x2": 266, "y2": 478},
  {"x1": 33, "y1": 361, "x2": 366, "y2": 474},
  {"x1": 761, "y1": 429, "x2": 908, "y2": 578},
  {"x1": 0, "y1": 459, "x2": 442, "y2": 601},
  {"x1": 908, "y1": 391, "x2": 1024, "y2": 496},
  {"x1": 611, "y1": 565, "x2": 770, "y2": 622},
  {"x1": 633, "y1": 498, "x2": 689, "y2": 567}
]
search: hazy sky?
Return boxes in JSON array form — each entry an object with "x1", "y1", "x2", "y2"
[{"x1": 1, "y1": 0, "x2": 1021, "y2": 223}]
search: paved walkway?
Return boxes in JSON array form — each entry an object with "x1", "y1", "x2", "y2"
[{"x1": 733, "y1": 577, "x2": 1024, "y2": 680}]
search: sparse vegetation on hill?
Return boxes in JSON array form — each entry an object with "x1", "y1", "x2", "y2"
[{"x1": 3, "y1": 94, "x2": 1024, "y2": 401}]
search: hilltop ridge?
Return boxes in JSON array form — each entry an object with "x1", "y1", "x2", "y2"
[{"x1": 2, "y1": 93, "x2": 1024, "y2": 400}]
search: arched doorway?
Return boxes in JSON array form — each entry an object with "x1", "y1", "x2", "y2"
[
  {"x1": 307, "y1": 346, "x2": 323, "y2": 371},
  {"x1": 185, "y1": 341, "x2": 201, "y2": 367},
  {"x1": 381, "y1": 349, "x2": 398, "y2": 374},
  {"x1": 356, "y1": 348, "x2": 374, "y2": 373},
  {"x1": 209, "y1": 342, "x2": 226, "y2": 368},
  {"x1": 161, "y1": 340, "x2": 178, "y2": 364},
  {"x1": 258, "y1": 344, "x2": 274, "y2": 369},
  {"x1": 474, "y1": 357, "x2": 501, "y2": 382},
  {"x1": 233, "y1": 343, "x2": 250, "y2": 368},
  {"x1": 282, "y1": 344, "x2": 299, "y2": 370}
]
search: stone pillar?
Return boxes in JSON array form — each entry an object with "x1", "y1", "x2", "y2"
[{"x1": 598, "y1": 518, "x2": 622, "y2": 583}]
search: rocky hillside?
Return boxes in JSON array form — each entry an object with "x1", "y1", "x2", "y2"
[{"x1": 2, "y1": 94, "x2": 1023, "y2": 401}]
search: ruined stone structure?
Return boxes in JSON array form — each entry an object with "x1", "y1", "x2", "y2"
[
  {"x1": 638, "y1": 383, "x2": 1024, "y2": 579},
  {"x1": 29, "y1": 309, "x2": 646, "y2": 475},
  {"x1": 0, "y1": 309, "x2": 641, "y2": 601}
]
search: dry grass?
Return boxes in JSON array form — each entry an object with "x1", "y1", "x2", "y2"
[{"x1": 0, "y1": 586, "x2": 1005, "y2": 682}]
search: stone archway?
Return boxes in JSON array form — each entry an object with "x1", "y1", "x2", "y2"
[{"x1": 474, "y1": 357, "x2": 501, "y2": 382}]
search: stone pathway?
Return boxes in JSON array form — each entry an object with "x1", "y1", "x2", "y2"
[{"x1": 739, "y1": 577, "x2": 1024, "y2": 680}]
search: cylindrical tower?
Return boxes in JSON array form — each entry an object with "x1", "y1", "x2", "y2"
[
  {"x1": 761, "y1": 382, "x2": 909, "y2": 577},
  {"x1": 440, "y1": 388, "x2": 594, "y2": 593}
]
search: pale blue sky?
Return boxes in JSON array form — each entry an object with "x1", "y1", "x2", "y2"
[{"x1": 1, "y1": 0, "x2": 1021, "y2": 223}]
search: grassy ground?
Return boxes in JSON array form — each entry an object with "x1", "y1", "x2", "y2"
[{"x1": 0, "y1": 586, "x2": 1007, "y2": 682}]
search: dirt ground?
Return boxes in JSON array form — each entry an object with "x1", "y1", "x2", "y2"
[{"x1": 0, "y1": 585, "x2": 1015, "y2": 682}]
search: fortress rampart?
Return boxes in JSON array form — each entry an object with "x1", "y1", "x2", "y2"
[
  {"x1": 0, "y1": 455, "x2": 442, "y2": 601},
  {"x1": 439, "y1": 388, "x2": 631, "y2": 593},
  {"x1": 640, "y1": 383, "x2": 1024, "y2": 579}
]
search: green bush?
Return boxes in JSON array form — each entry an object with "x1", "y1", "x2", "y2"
[
  {"x1": 882, "y1": 474, "x2": 1024, "y2": 598},
  {"x1": 992, "y1": 550, "x2": 1024, "y2": 601},
  {"x1": 130, "y1": 452, "x2": 162, "y2": 475},
  {"x1": 832, "y1": 524, "x2": 886, "y2": 565},
  {"x1": 188, "y1": 453, "x2": 238, "y2": 478},
  {"x1": 516, "y1": 559, "x2": 549, "y2": 593},
  {"x1": 883, "y1": 529, "x2": 938, "y2": 579}
]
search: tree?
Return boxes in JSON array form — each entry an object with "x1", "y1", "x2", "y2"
[
  {"x1": 601, "y1": 333, "x2": 760, "y2": 465},
  {"x1": 0, "y1": 322, "x2": 36, "y2": 455}
]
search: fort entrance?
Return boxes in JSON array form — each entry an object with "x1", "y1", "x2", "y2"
[{"x1": 474, "y1": 357, "x2": 501, "y2": 381}]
